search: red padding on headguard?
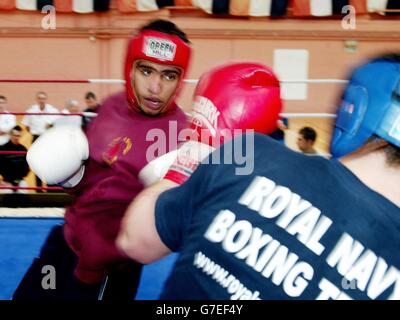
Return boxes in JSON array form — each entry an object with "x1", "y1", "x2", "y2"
[{"x1": 124, "y1": 30, "x2": 192, "y2": 113}]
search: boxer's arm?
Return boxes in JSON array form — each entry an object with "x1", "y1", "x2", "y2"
[
  {"x1": 117, "y1": 179, "x2": 179, "y2": 264},
  {"x1": 118, "y1": 141, "x2": 213, "y2": 263}
]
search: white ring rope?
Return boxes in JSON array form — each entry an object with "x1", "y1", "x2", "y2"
[
  {"x1": 280, "y1": 113, "x2": 337, "y2": 119},
  {"x1": 0, "y1": 111, "x2": 337, "y2": 119}
]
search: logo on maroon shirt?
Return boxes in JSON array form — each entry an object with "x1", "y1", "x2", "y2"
[{"x1": 102, "y1": 136, "x2": 132, "y2": 166}]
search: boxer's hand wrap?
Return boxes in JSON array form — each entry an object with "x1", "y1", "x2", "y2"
[
  {"x1": 164, "y1": 140, "x2": 215, "y2": 185},
  {"x1": 138, "y1": 150, "x2": 178, "y2": 187}
]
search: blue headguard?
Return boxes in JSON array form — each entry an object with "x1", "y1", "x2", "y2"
[{"x1": 330, "y1": 55, "x2": 400, "y2": 158}]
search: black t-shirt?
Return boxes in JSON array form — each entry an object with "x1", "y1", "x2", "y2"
[
  {"x1": 83, "y1": 104, "x2": 101, "y2": 128},
  {"x1": 155, "y1": 134, "x2": 400, "y2": 300},
  {"x1": 0, "y1": 142, "x2": 29, "y2": 184},
  {"x1": 269, "y1": 118, "x2": 288, "y2": 141}
]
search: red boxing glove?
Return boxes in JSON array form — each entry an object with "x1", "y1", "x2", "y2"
[
  {"x1": 191, "y1": 61, "x2": 282, "y2": 146},
  {"x1": 165, "y1": 62, "x2": 282, "y2": 185}
]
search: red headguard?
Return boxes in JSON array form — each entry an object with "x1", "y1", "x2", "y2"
[{"x1": 124, "y1": 30, "x2": 192, "y2": 113}]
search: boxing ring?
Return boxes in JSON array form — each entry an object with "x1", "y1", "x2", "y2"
[
  {"x1": 0, "y1": 76, "x2": 342, "y2": 299},
  {"x1": 0, "y1": 213, "x2": 178, "y2": 300}
]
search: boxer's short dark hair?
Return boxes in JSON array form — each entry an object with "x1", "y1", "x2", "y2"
[{"x1": 140, "y1": 19, "x2": 190, "y2": 44}]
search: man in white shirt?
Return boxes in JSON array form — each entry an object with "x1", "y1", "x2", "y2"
[
  {"x1": 54, "y1": 99, "x2": 82, "y2": 127},
  {"x1": 22, "y1": 91, "x2": 59, "y2": 191},
  {"x1": 22, "y1": 91, "x2": 59, "y2": 142},
  {"x1": 0, "y1": 95, "x2": 17, "y2": 146}
]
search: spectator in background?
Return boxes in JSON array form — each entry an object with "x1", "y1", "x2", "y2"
[
  {"x1": 296, "y1": 126, "x2": 319, "y2": 155},
  {"x1": 22, "y1": 91, "x2": 59, "y2": 190},
  {"x1": 54, "y1": 99, "x2": 82, "y2": 127},
  {"x1": 268, "y1": 117, "x2": 288, "y2": 144},
  {"x1": 83, "y1": 92, "x2": 100, "y2": 128},
  {"x1": 22, "y1": 91, "x2": 59, "y2": 142},
  {"x1": 0, "y1": 125, "x2": 29, "y2": 190},
  {"x1": 84, "y1": 91, "x2": 100, "y2": 113},
  {"x1": 0, "y1": 95, "x2": 17, "y2": 146}
]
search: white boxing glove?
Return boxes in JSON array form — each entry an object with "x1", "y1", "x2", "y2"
[
  {"x1": 138, "y1": 150, "x2": 178, "y2": 187},
  {"x1": 27, "y1": 126, "x2": 89, "y2": 188}
]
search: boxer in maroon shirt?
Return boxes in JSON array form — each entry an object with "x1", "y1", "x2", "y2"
[{"x1": 14, "y1": 19, "x2": 191, "y2": 300}]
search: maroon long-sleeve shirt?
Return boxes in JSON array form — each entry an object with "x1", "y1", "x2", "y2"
[{"x1": 63, "y1": 91, "x2": 187, "y2": 283}]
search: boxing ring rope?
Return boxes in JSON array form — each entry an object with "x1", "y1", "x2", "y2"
[
  {"x1": 0, "y1": 77, "x2": 342, "y2": 196},
  {"x1": 0, "y1": 151, "x2": 27, "y2": 155},
  {"x1": 0, "y1": 186, "x2": 62, "y2": 191},
  {"x1": 0, "y1": 111, "x2": 337, "y2": 119},
  {"x1": 0, "y1": 111, "x2": 336, "y2": 195},
  {"x1": 0, "y1": 207, "x2": 65, "y2": 217},
  {"x1": 0, "y1": 79, "x2": 340, "y2": 217},
  {"x1": 0, "y1": 112, "x2": 97, "y2": 117},
  {"x1": 0, "y1": 77, "x2": 345, "y2": 119},
  {"x1": 0, "y1": 78, "x2": 349, "y2": 85},
  {"x1": 280, "y1": 113, "x2": 337, "y2": 119}
]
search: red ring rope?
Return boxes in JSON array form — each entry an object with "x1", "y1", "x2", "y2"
[
  {"x1": 0, "y1": 151, "x2": 27, "y2": 155},
  {"x1": 0, "y1": 186, "x2": 63, "y2": 191}
]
